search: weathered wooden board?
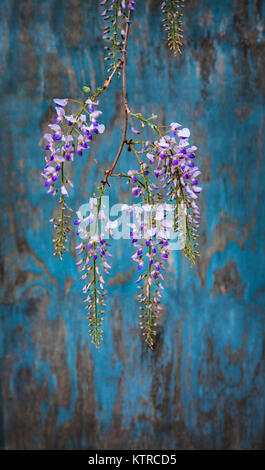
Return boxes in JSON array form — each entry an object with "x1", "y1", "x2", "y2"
[{"x1": 0, "y1": 0, "x2": 264, "y2": 449}]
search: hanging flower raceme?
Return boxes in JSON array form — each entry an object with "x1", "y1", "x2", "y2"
[
  {"x1": 41, "y1": 97, "x2": 105, "y2": 258},
  {"x1": 123, "y1": 160, "x2": 170, "y2": 349},
  {"x1": 145, "y1": 123, "x2": 202, "y2": 264},
  {"x1": 161, "y1": 0, "x2": 184, "y2": 56},
  {"x1": 74, "y1": 191, "x2": 112, "y2": 348},
  {"x1": 100, "y1": 0, "x2": 136, "y2": 73}
]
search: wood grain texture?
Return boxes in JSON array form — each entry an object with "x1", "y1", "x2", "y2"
[{"x1": 0, "y1": 0, "x2": 264, "y2": 450}]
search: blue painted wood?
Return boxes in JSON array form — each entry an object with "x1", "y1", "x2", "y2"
[{"x1": 0, "y1": 0, "x2": 264, "y2": 449}]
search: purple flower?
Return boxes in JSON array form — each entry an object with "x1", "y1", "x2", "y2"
[
  {"x1": 132, "y1": 187, "x2": 140, "y2": 196},
  {"x1": 61, "y1": 185, "x2": 69, "y2": 196},
  {"x1": 193, "y1": 186, "x2": 202, "y2": 193},
  {"x1": 169, "y1": 122, "x2": 181, "y2": 132},
  {"x1": 131, "y1": 127, "x2": 140, "y2": 134},
  {"x1": 146, "y1": 153, "x2": 154, "y2": 164},
  {"x1": 53, "y1": 98, "x2": 69, "y2": 107}
]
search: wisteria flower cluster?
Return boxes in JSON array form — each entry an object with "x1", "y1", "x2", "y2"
[
  {"x1": 42, "y1": 98, "x2": 105, "y2": 258},
  {"x1": 145, "y1": 124, "x2": 202, "y2": 263},
  {"x1": 75, "y1": 192, "x2": 112, "y2": 347},
  {"x1": 41, "y1": 1, "x2": 203, "y2": 350},
  {"x1": 126, "y1": 166, "x2": 170, "y2": 349}
]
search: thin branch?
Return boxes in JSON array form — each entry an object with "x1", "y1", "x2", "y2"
[
  {"x1": 69, "y1": 58, "x2": 123, "y2": 136},
  {"x1": 94, "y1": 158, "x2": 106, "y2": 174},
  {"x1": 110, "y1": 172, "x2": 146, "y2": 188},
  {"x1": 130, "y1": 146, "x2": 143, "y2": 165},
  {"x1": 101, "y1": 10, "x2": 132, "y2": 187},
  {"x1": 100, "y1": 57, "x2": 123, "y2": 94}
]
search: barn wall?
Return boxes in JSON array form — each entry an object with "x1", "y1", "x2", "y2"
[{"x1": 0, "y1": 0, "x2": 264, "y2": 449}]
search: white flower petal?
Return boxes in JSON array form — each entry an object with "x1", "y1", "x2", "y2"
[{"x1": 178, "y1": 128, "x2": 190, "y2": 138}]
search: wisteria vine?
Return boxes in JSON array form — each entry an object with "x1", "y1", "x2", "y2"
[{"x1": 41, "y1": 0, "x2": 202, "y2": 350}]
